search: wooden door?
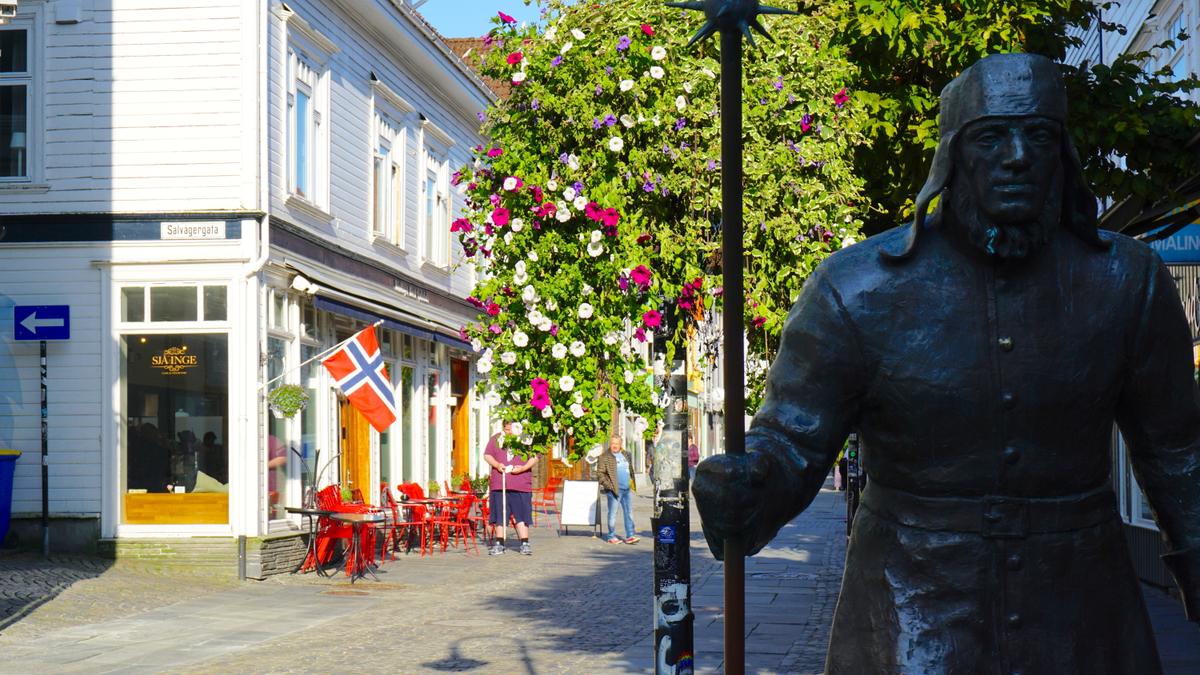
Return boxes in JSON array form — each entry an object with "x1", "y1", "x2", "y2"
[
  {"x1": 450, "y1": 358, "x2": 470, "y2": 480},
  {"x1": 339, "y1": 400, "x2": 372, "y2": 503}
]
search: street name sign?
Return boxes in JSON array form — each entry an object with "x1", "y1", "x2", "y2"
[{"x1": 14, "y1": 305, "x2": 70, "y2": 341}]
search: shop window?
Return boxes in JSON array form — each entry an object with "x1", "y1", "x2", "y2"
[
  {"x1": 0, "y1": 24, "x2": 32, "y2": 180},
  {"x1": 266, "y1": 335, "x2": 294, "y2": 520},
  {"x1": 122, "y1": 287, "x2": 145, "y2": 322},
  {"x1": 400, "y1": 365, "x2": 416, "y2": 482},
  {"x1": 203, "y1": 286, "x2": 227, "y2": 321},
  {"x1": 299, "y1": 343, "x2": 321, "y2": 505},
  {"x1": 121, "y1": 334, "x2": 229, "y2": 524},
  {"x1": 119, "y1": 285, "x2": 229, "y2": 324},
  {"x1": 151, "y1": 287, "x2": 198, "y2": 322},
  {"x1": 427, "y1": 369, "x2": 439, "y2": 484}
]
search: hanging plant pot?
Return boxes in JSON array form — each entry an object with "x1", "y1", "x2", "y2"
[{"x1": 267, "y1": 384, "x2": 309, "y2": 419}]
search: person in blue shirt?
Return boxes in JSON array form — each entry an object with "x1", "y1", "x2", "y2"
[{"x1": 597, "y1": 435, "x2": 639, "y2": 544}]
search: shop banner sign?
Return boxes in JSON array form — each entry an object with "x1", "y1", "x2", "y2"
[
  {"x1": 14, "y1": 305, "x2": 70, "y2": 341},
  {"x1": 1149, "y1": 222, "x2": 1200, "y2": 264}
]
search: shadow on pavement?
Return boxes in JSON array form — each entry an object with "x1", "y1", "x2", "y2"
[{"x1": 0, "y1": 551, "x2": 114, "y2": 634}]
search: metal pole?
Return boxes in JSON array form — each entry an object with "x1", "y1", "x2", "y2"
[
  {"x1": 720, "y1": 27, "x2": 747, "y2": 675},
  {"x1": 40, "y1": 339, "x2": 48, "y2": 558}
]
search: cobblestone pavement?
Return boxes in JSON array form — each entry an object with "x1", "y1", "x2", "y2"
[{"x1": 1, "y1": 484, "x2": 1196, "y2": 673}]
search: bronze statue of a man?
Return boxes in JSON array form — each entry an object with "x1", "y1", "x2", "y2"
[{"x1": 693, "y1": 52, "x2": 1200, "y2": 674}]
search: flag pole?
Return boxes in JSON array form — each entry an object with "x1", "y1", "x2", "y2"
[{"x1": 259, "y1": 319, "x2": 384, "y2": 390}]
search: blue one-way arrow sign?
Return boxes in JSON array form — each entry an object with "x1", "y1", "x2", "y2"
[{"x1": 14, "y1": 305, "x2": 71, "y2": 341}]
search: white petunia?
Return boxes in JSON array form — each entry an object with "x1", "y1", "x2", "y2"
[
  {"x1": 587, "y1": 241, "x2": 604, "y2": 257},
  {"x1": 573, "y1": 392, "x2": 583, "y2": 403},
  {"x1": 558, "y1": 375, "x2": 575, "y2": 391},
  {"x1": 570, "y1": 403, "x2": 586, "y2": 418},
  {"x1": 486, "y1": 390, "x2": 501, "y2": 406},
  {"x1": 556, "y1": 203, "x2": 571, "y2": 222},
  {"x1": 510, "y1": 421, "x2": 524, "y2": 436},
  {"x1": 676, "y1": 95, "x2": 687, "y2": 112},
  {"x1": 569, "y1": 341, "x2": 585, "y2": 357},
  {"x1": 571, "y1": 28, "x2": 585, "y2": 40},
  {"x1": 702, "y1": 68, "x2": 716, "y2": 79},
  {"x1": 500, "y1": 351, "x2": 516, "y2": 365},
  {"x1": 578, "y1": 302, "x2": 594, "y2": 319},
  {"x1": 651, "y1": 45, "x2": 667, "y2": 61},
  {"x1": 522, "y1": 285, "x2": 538, "y2": 303},
  {"x1": 514, "y1": 269, "x2": 528, "y2": 285},
  {"x1": 545, "y1": 298, "x2": 558, "y2": 311},
  {"x1": 841, "y1": 236, "x2": 856, "y2": 249},
  {"x1": 470, "y1": 338, "x2": 482, "y2": 352},
  {"x1": 504, "y1": 232, "x2": 515, "y2": 246},
  {"x1": 512, "y1": 71, "x2": 527, "y2": 84},
  {"x1": 609, "y1": 136, "x2": 625, "y2": 152},
  {"x1": 515, "y1": 260, "x2": 527, "y2": 274},
  {"x1": 528, "y1": 250, "x2": 538, "y2": 261},
  {"x1": 560, "y1": 41, "x2": 573, "y2": 55},
  {"x1": 563, "y1": 186, "x2": 577, "y2": 201},
  {"x1": 620, "y1": 343, "x2": 632, "y2": 358},
  {"x1": 573, "y1": 195, "x2": 588, "y2": 211},
  {"x1": 683, "y1": 82, "x2": 693, "y2": 94},
  {"x1": 552, "y1": 343, "x2": 568, "y2": 359},
  {"x1": 503, "y1": 177, "x2": 518, "y2": 191},
  {"x1": 567, "y1": 154, "x2": 580, "y2": 170},
  {"x1": 541, "y1": 406, "x2": 554, "y2": 418},
  {"x1": 538, "y1": 317, "x2": 554, "y2": 331},
  {"x1": 624, "y1": 369, "x2": 634, "y2": 384},
  {"x1": 620, "y1": 79, "x2": 634, "y2": 92},
  {"x1": 528, "y1": 309, "x2": 544, "y2": 324},
  {"x1": 590, "y1": 230, "x2": 603, "y2": 243},
  {"x1": 511, "y1": 218, "x2": 524, "y2": 232},
  {"x1": 544, "y1": 26, "x2": 557, "y2": 41},
  {"x1": 650, "y1": 66, "x2": 664, "y2": 79},
  {"x1": 520, "y1": 433, "x2": 533, "y2": 445},
  {"x1": 546, "y1": 178, "x2": 558, "y2": 191},
  {"x1": 512, "y1": 330, "x2": 529, "y2": 347},
  {"x1": 620, "y1": 114, "x2": 636, "y2": 128},
  {"x1": 582, "y1": 283, "x2": 594, "y2": 295},
  {"x1": 476, "y1": 357, "x2": 493, "y2": 374},
  {"x1": 603, "y1": 332, "x2": 618, "y2": 345}
]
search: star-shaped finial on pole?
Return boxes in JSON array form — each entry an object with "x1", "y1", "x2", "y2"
[{"x1": 665, "y1": 0, "x2": 798, "y2": 48}]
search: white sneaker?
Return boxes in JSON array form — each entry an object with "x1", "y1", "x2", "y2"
[
  {"x1": 489, "y1": 542, "x2": 506, "y2": 556},
  {"x1": 519, "y1": 542, "x2": 532, "y2": 556}
]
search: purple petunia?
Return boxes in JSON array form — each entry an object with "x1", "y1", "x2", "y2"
[
  {"x1": 551, "y1": 55, "x2": 563, "y2": 67},
  {"x1": 593, "y1": 117, "x2": 603, "y2": 129},
  {"x1": 604, "y1": 114, "x2": 617, "y2": 126},
  {"x1": 477, "y1": 111, "x2": 486, "y2": 122},
  {"x1": 674, "y1": 118, "x2": 686, "y2": 131},
  {"x1": 617, "y1": 36, "x2": 631, "y2": 52},
  {"x1": 595, "y1": 84, "x2": 603, "y2": 96},
  {"x1": 773, "y1": 76, "x2": 784, "y2": 91},
  {"x1": 559, "y1": 153, "x2": 570, "y2": 164}
]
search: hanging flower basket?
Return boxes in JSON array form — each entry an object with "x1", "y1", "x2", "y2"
[{"x1": 267, "y1": 384, "x2": 308, "y2": 419}]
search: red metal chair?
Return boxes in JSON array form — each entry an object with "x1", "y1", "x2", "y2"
[
  {"x1": 314, "y1": 484, "x2": 381, "y2": 577},
  {"x1": 380, "y1": 482, "x2": 428, "y2": 557},
  {"x1": 532, "y1": 481, "x2": 561, "y2": 529},
  {"x1": 430, "y1": 494, "x2": 479, "y2": 554}
]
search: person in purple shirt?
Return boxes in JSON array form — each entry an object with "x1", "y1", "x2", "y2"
[{"x1": 484, "y1": 421, "x2": 538, "y2": 555}]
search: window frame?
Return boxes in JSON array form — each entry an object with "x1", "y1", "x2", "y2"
[
  {"x1": 0, "y1": 14, "x2": 38, "y2": 183},
  {"x1": 281, "y1": 7, "x2": 336, "y2": 213},
  {"x1": 370, "y1": 77, "x2": 416, "y2": 250},
  {"x1": 419, "y1": 119, "x2": 454, "y2": 268}
]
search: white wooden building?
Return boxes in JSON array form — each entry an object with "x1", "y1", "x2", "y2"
[{"x1": 0, "y1": 0, "x2": 493, "y2": 574}]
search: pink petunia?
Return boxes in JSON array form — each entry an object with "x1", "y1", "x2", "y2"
[
  {"x1": 492, "y1": 207, "x2": 510, "y2": 227},
  {"x1": 530, "y1": 185, "x2": 544, "y2": 203},
  {"x1": 507, "y1": 51, "x2": 523, "y2": 65},
  {"x1": 601, "y1": 208, "x2": 620, "y2": 228},
  {"x1": 486, "y1": 147, "x2": 504, "y2": 158},
  {"x1": 636, "y1": 232, "x2": 653, "y2": 245},
  {"x1": 549, "y1": 324, "x2": 559, "y2": 337},
  {"x1": 498, "y1": 11, "x2": 516, "y2": 24},
  {"x1": 486, "y1": 302, "x2": 502, "y2": 316},
  {"x1": 630, "y1": 265, "x2": 652, "y2": 287},
  {"x1": 642, "y1": 310, "x2": 662, "y2": 328},
  {"x1": 641, "y1": 23, "x2": 654, "y2": 36},
  {"x1": 531, "y1": 377, "x2": 550, "y2": 394},
  {"x1": 634, "y1": 327, "x2": 647, "y2": 342},
  {"x1": 584, "y1": 201, "x2": 603, "y2": 221},
  {"x1": 488, "y1": 324, "x2": 502, "y2": 334},
  {"x1": 752, "y1": 316, "x2": 766, "y2": 329},
  {"x1": 800, "y1": 114, "x2": 813, "y2": 133},
  {"x1": 834, "y1": 87, "x2": 849, "y2": 108},
  {"x1": 531, "y1": 391, "x2": 551, "y2": 410},
  {"x1": 450, "y1": 218, "x2": 473, "y2": 233}
]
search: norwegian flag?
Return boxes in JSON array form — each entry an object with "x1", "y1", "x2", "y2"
[{"x1": 322, "y1": 325, "x2": 397, "y2": 432}]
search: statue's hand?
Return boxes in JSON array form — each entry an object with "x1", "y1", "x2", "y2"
[{"x1": 692, "y1": 452, "x2": 771, "y2": 561}]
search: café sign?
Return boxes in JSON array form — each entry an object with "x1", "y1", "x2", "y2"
[{"x1": 152, "y1": 346, "x2": 198, "y2": 375}]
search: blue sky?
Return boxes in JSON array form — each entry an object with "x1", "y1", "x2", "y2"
[{"x1": 418, "y1": 1, "x2": 543, "y2": 38}]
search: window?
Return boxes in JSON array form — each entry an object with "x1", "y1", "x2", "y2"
[
  {"x1": 371, "y1": 112, "x2": 406, "y2": 245},
  {"x1": 120, "y1": 285, "x2": 228, "y2": 323},
  {"x1": 422, "y1": 148, "x2": 450, "y2": 265},
  {"x1": 0, "y1": 26, "x2": 31, "y2": 179},
  {"x1": 282, "y1": 7, "x2": 335, "y2": 211}
]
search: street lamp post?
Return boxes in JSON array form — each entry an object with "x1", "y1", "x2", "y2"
[{"x1": 664, "y1": 2, "x2": 797, "y2": 672}]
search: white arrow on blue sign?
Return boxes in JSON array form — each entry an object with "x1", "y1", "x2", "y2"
[{"x1": 14, "y1": 305, "x2": 71, "y2": 341}]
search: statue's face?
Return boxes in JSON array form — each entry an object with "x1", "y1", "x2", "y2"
[{"x1": 956, "y1": 116, "x2": 1062, "y2": 225}]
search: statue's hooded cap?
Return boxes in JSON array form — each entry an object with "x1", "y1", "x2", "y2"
[{"x1": 884, "y1": 52, "x2": 1104, "y2": 260}]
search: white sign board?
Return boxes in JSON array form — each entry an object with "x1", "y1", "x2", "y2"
[
  {"x1": 161, "y1": 221, "x2": 226, "y2": 240},
  {"x1": 560, "y1": 479, "x2": 599, "y2": 527}
]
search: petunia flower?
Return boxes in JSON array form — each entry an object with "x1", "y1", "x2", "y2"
[
  {"x1": 486, "y1": 302, "x2": 501, "y2": 316},
  {"x1": 530, "y1": 391, "x2": 550, "y2": 411},
  {"x1": 571, "y1": 28, "x2": 585, "y2": 40},
  {"x1": 512, "y1": 71, "x2": 526, "y2": 84},
  {"x1": 570, "y1": 403, "x2": 586, "y2": 418},
  {"x1": 640, "y1": 23, "x2": 654, "y2": 36},
  {"x1": 617, "y1": 36, "x2": 631, "y2": 52},
  {"x1": 559, "y1": 375, "x2": 575, "y2": 392},
  {"x1": 578, "y1": 302, "x2": 594, "y2": 319},
  {"x1": 620, "y1": 114, "x2": 636, "y2": 128},
  {"x1": 501, "y1": 351, "x2": 517, "y2": 365},
  {"x1": 551, "y1": 343, "x2": 568, "y2": 359},
  {"x1": 511, "y1": 218, "x2": 524, "y2": 232},
  {"x1": 587, "y1": 241, "x2": 604, "y2": 257},
  {"x1": 642, "y1": 310, "x2": 662, "y2": 328},
  {"x1": 486, "y1": 147, "x2": 503, "y2": 158},
  {"x1": 608, "y1": 137, "x2": 625, "y2": 152},
  {"x1": 634, "y1": 328, "x2": 647, "y2": 342},
  {"x1": 650, "y1": 66, "x2": 664, "y2": 79},
  {"x1": 513, "y1": 330, "x2": 529, "y2": 347},
  {"x1": 569, "y1": 341, "x2": 585, "y2": 357},
  {"x1": 630, "y1": 265, "x2": 652, "y2": 287},
  {"x1": 620, "y1": 79, "x2": 634, "y2": 92},
  {"x1": 751, "y1": 316, "x2": 766, "y2": 329},
  {"x1": 450, "y1": 218, "x2": 473, "y2": 233},
  {"x1": 637, "y1": 232, "x2": 653, "y2": 244},
  {"x1": 563, "y1": 186, "x2": 577, "y2": 201},
  {"x1": 800, "y1": 114, "x2": 813, "y2": 133},
  {"x1": 531, "y1": 377, "x2": 550, "y2": 394},
  {"x1": 651, "y1": 45, "x2": 667, "y2": 61},
  {"x1": 489, "y1": 324, "x2": 503, "y2": 334},
  {"x1": 834, "y1": 87, "x2": 849, "y2": 108},
  {"x1": 573, "y1": 195, "x2": 588, "y2": 211},
  {"x1": 497, "y1": 11, "x2": 516, "y2": 24},
  {"x1": 492, "y1": 207, "x2": 510, "y2": 227},
  {"x1": 503, "y1": 176, "x2": 524, "y2": 191},
  {"x1": 551, "y1": 55, "x2": 563, "y2": 67},
  {"x1": 507, "y1": 51, "x2": 523, "y2": 65}
]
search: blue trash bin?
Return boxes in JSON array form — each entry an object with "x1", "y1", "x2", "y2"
[{"x1": 0, "y1": 449, "x2": 20, "y2": 546}]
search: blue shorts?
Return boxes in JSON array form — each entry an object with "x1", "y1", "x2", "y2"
[{"x1": 490, "y1": 489, "x2": 532, "y2": 527}]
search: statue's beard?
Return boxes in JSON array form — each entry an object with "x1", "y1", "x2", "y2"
[{"x1": 948, "y1": 171, "x2": 1062, "y2": 260}]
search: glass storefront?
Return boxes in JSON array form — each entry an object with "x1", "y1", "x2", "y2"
[{"x1": 121, "y1": 333, "x2": 229, "y2": 524}]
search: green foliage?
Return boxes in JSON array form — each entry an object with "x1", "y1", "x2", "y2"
[
  {"x1": 267, "y1": 384, "x2": 308, "y2": 418},
  {"x1": 827, "y1": 0, "x2": 1200, "y2": 234},
  {"x1": 455, "y1": 0, "x2": 867, "y2": 457}
]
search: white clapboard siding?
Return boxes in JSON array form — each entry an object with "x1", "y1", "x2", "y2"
[
  {"x1": 3, "y1": 1, "x2": 256, "y2": 215},
  {"x1": 0, "y1": 246, "x2": 106, "y2": 516},
  {"x1": 267, "y1": 0, "x2": 487, "y2": 302}
]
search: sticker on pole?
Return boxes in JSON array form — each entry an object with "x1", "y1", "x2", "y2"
[
  {"x1": 14, "y1": 305, "x2": 70, "y2": 341},
  {"x1": 658, "y1": 525, "x2": 677, "y2": 544}
]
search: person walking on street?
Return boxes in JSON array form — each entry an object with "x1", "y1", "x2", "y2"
[
  {"x1": 484, "y1": 421, "x2": 538, "y2": 555},
  {"x1": 598, "y1": 436, "x2": 639, "y2": 544}
]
